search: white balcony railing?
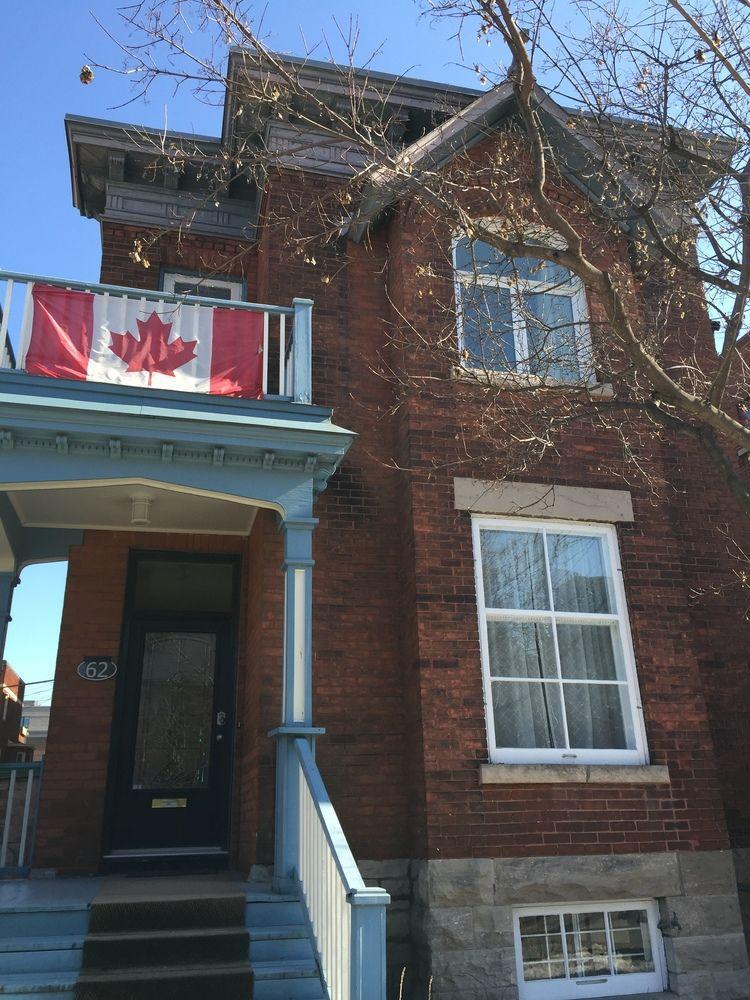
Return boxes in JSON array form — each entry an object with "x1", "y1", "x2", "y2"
[
  {"x1": 295, "y1": 738, "x2": 389, "y2": 1000},
  {"x1": 0, "y1": 762, "x2": 43, "y2": 874},
  {"x1": 0, "y1": 269, "x2": 313, "y2": 403}
]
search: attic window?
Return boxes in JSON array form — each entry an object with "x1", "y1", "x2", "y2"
[
  {"x1": 453, "y1": 229, "x2": 592, "y2": 383},
  {"x1": 162, "y1": 271, "x2": 243, "y2": 302}
]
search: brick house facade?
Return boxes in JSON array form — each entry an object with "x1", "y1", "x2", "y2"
[
  {"x1": 0, "y1": 662, "x2": 28, "y2": 762},
  {"x1": 3, "y1": 55, "x2": 750, "y2": 1000}
]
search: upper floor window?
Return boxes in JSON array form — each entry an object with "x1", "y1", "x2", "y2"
[
  {"x1": 162, "y1": 271, "x2": 243, "y2": 302},
  {"x1": 453, "y1": 230, "x2": 591, "y2": 382},
  {"x1": 514, "y1": 900, "x2": 666, "y2": 999},
  {"x1": 472, "y1": 517, "x2": 647, "y2": 766}
]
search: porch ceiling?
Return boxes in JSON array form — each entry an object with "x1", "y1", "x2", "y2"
[{"x1": 8, "y1": 482, "x2": 257, "y2": 535}]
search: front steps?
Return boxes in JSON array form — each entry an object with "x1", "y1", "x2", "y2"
[
  {"x1": 245, "y1": 887, "x2": 324, "y2": 1000},
  {"x1": 74, "y1": 877, "x2": 252, "y2": 1000},
  {"x1": 0, "y1": 881, "x2": 93, "y2": 998},
  {"x1": 0, "y1": 877, "x2": 326, "y2": 1000}
]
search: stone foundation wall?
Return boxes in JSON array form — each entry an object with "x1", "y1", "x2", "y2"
[
  {"x1": 735, "y1": 848, "x2": 750, "y2": 955},
  {"x1": 364, "y1": 852, "x2": 750, "y2": 1000},
  {"x1": 360, "y1": 860, "x2": 415, "y2": 998}
]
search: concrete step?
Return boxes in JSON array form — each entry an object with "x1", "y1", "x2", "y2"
[
  {"x1": 75, "y1": 960, "x2": 252, "y2": 1000},
  {"x1": 0, "y1": 970, "x2": 77, "y2": 996},
  {"x1": 82, "y1": 924, "x2": 248, "y2": 970},
  {"x1": 0, "y1": 907, "x2": 89, "y2": 940},
  {"x1": 251, "y1": 960, "x2": 325, "y2": 1000},
  {"x1": 244, "y1": 898, "x2": 306, "y2": 926},
  {"x1": 88, "y1": 892, "x2": 246, "y2": 935},
  {"x1": 248, "y1": 924, "x2": 314, "y2": 963},
  {"x1": 0, "y1": 934, "x2": 83, "y2": 974}
]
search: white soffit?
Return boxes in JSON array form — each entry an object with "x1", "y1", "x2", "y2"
[{"x1": 9, "y1": 483, "x2": 257, "y2": 535}]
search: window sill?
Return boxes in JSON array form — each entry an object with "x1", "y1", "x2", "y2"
[
  {"x1": 450, "y1": 365, "x2": 613, "y2": 398},
  {"x1": 480, "y1": 763, "x2": 670, "y2": 786}
]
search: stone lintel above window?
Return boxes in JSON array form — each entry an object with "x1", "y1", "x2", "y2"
[{"x1": 455, "y1": 479, "x2": 634, "y2": 523}]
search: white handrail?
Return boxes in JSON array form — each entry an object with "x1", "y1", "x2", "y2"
[
  {"x1": 295, "y1": 738, "x2": 389, "y2": 1000},
  {"x1": 0, "y1": 269, "x2": 312, "y2": 403}
]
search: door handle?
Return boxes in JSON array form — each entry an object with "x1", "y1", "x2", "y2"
[{"x1": 216, "y1": 711, "x2": 227, "y2": 742}]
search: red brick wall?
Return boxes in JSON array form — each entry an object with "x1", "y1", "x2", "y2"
[
  {"x1": 36, "y1": 143, "x2": 750, "y2": 871},
  {"x1": 667, "y1": 438, "x2": 750, "y2": 850},
  {"x1": 255, "y1": 172, "x2": 414, "y2": 862},
  {"x1": 0, "y1": 663, "x2": 25, "y2": 753},
  {"x1": 99, "y1": 222, "x2": 258, "y2": 300},
  {"x1": 381, "y1": 180, "x2": 740, "y2": 859},
  {"x1": 235, "y1": 510, "x2": 284, "y2": 871}
]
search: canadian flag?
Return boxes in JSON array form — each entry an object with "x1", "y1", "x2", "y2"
[{"x1": 19, "y1": 284, "x2": 265, "y2": 398}]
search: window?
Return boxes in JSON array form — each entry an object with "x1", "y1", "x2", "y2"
[
  {"x1": 472, "y1": 517, "x2": 646, "y2": 765},
  {"x1": 453, "y1": 231, "x2": 591, "y2": 382},
  {"x1": 132, "y1": 557, "x2": 236, "y2": 615},
  {"x1": 162, "y1": 271, "x2": 243, "y2": 302},
  {"x1": 514, "y1": 901, "x2": 666, "y2": 999}
]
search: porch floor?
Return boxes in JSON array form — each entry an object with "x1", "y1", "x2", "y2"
[
  {"x1": 0, "y1": 873, "x2": 324, "y2": 999},
  {"x1": 0, "y1": 876, "x2": 102, "y2": 912}
]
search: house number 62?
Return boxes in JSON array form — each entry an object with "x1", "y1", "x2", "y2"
[{"x1": 76, "y1": 658, "x2": 118, "y2": 681}]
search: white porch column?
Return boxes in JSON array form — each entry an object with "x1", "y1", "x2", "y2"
[{"x1": 272, "y1": 516, "x2": 320, "y2": 890}]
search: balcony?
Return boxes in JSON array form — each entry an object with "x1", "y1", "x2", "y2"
[
  {"x1": 0, "y1": 269, "x2": 311, "y2": 403},
  {"x1": 0, "y1": 267, "x2": 353, "y2": 554}
]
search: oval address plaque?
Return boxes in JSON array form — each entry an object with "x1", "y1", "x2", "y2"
[{"x1": 77, "y1": 657, "x2": 118, "y2": 681}]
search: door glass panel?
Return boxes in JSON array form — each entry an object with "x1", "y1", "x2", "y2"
[
  {"x1": 132, "y1": 632, "x2": 216, "y2": 789},
  {"x1": 133, "y1": 560, "x2": 234, "y2": 614}
]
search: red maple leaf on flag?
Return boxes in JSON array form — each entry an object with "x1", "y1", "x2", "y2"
[{"x1": 109, "y1": 311, "x2": 197, "y2": 384}]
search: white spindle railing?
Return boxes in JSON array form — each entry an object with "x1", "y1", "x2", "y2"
[
  {"x1": 0, "y1": 270, "x2": 313, "y2": 403},
  {"x1": 0, "y1": 762, "x2": 42, "y2": 874},
  {"x1": 295, "y1": 738, "x2": 390, "y2": 1000}
]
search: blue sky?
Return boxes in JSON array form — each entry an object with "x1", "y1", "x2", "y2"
[{"x1": 1, "y1": 0, "x2": 497, "y2": 699}]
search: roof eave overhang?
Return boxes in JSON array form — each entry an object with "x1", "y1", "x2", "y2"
[
  {"x1": 348, "y1": 81, "x2": 710, "y2": 242},
  {"x1": 65, "y1": 114, "x2": 224, "y2": 219}
]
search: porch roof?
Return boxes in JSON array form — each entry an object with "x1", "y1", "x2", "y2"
[{"x1": 0, "y1": 371, "x2": 355, "y2": 563}]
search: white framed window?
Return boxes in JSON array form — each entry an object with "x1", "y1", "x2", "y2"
[
  {"x1": 514, "y1": 900, "x2": 667, "y2": 999},
  {"x1": 162, "y1": 271, "x2": 244, "y2": 302},
  {"x1": 472, "y1": 516, "x2": 647, "y2": 765},
  {"x1": 453, "y1": 228, "x2": 592, "y2": 383}
]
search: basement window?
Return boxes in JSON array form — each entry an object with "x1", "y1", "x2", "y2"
[
  {"x1": 472, "y1": 516, "x2": 648, "y2": 766},
  {"x1": 453, "y1": 229, "x2": 592, "y2": 383},
  {"x1": 513, "y1": 900, "x2": 667, "y2": 999}
]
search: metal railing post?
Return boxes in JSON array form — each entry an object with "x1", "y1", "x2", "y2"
[
  {"x1": 292, "y1": 298, "x2": 313, "y2": 404},
  {"x1": 0, "y1": 762, "x2": 43, "y2": 874}
]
